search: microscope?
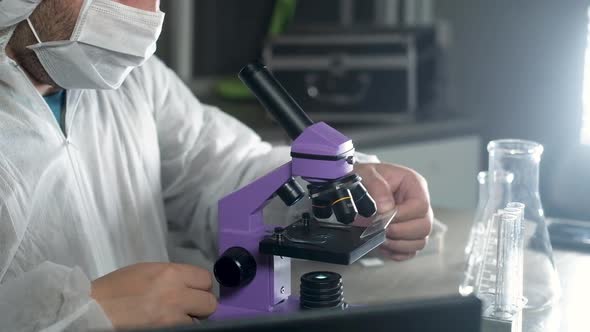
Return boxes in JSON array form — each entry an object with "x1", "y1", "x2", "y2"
[{"x1": 211, "y1": 63, "x2": 389, "y2": 319}]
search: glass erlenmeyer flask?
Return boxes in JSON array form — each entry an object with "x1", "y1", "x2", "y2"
[
  {"x1": 487, "y1": 139, "x2": 560, "y2": 310},
  {"x1": 464, "y1": 171, "x2": 489, "y2": 258},
  {"x1": 460, "y1": 170, "x2": 513, "y2": 296}
]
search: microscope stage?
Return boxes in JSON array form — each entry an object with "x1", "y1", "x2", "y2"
[{"x1": 259, "y1": 220, "x2": 386, "y2": 265}]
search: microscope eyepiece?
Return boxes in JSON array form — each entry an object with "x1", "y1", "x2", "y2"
[{"x1": 239, "y1": 62, "x2": 314, "y2": 140}]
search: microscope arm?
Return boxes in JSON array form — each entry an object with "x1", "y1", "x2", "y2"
[{"x1": 215, "y1": 161, "x2": 295, "y2": 315}]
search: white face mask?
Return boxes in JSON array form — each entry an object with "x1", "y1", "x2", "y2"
[{"x1": 26, "y1": 0, "x2": 165, "y2": 90}]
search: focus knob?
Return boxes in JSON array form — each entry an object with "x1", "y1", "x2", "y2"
[{"x1": 214, "y1": 247, "x2": 257, "y2": 288}]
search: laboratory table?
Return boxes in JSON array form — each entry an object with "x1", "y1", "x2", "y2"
[{"x1": 292, "y1": 208, "x2": 589, "y2": 332}]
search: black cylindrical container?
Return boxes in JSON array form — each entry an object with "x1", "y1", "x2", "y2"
[{"x1": 300, "y1": 271, "x2": 345, "y2": 310}]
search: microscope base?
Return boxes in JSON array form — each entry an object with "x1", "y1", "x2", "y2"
[{"x1": 210, "y1": 296, "x2": 301, "y2": 320}]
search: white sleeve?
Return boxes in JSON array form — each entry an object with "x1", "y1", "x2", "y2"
[
  {"x1": 143, "y1": 58, "x2": 292, "y2": 260},
  {"x1": 0, "y1": 184, "x2": 113, "y2": 332},
  {"x1": 0, "y1": 261, "x2": 111, "y2": 332}
]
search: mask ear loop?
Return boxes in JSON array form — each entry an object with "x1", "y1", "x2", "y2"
[{"x1": 26, "y1": 18, "x2": 43, "y2": 44}]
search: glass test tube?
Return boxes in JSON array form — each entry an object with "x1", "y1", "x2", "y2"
[
  {"x1": 494, "y1": 211, "x2": 523, "y2": 316},
  {"x1": 505, "y1": 202, "x2": 526, "y2": 309}
]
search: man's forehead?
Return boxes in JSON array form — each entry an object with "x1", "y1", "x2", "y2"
[
  {"x1": 111, "y1": 0, "x2": 160, "y2": 12},
  {"x1": 0, "y1": 0, "x2": 161, "y2": 30}
]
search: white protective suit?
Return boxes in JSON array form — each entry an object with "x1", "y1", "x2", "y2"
[
  {"x1": 0, "y1": 24, "x2": 305, "y2": 330},
  {"x1": 0, "y1": 2, "x2": 381, "y2": 329}
]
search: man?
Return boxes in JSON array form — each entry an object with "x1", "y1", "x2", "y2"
[{"x1": 0, "y1": 0, "x2": 433, "y2": 330}]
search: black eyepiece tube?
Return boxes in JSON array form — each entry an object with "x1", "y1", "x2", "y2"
[{"x1": 239, "y1": 62, "x2": 314, "y2": 140}]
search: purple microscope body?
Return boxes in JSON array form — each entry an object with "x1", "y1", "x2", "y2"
[{"x1": 211, "y1": 64, "x2": 384, "y2": 320}]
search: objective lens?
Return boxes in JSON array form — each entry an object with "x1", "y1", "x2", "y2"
[
  {"x1": 331, "y1": 188, "x2": 357, "y2": 224},
  {"x1": 312, "y1": 198, "x2": 333, "y2": 219},
  {"x1": 351, "y1": 183, "x2": 377, "y2": 218}
]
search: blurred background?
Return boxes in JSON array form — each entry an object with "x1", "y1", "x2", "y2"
[{"x1": 155, "y1": 0, "x2": 590, "y2": 221}]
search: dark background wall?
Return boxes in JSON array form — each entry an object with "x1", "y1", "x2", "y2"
[
  {"x1": 436, "y1": 0, "x2": 589, "y2": 218},
  {"x1": 157, "y1": 0, "x2": 590, "y2": 219},
  {"x1": 159, "y1": 0, "x2": 381, "y2": 76},
  {"x1": 159, "y1": 0, "x2": 275, "y2": 76}
]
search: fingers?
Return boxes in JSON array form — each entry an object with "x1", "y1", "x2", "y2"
[
  {"x1": 381, "y1": 238, "x2": 427, "y2": 254},
  {"x1": 354, "y1": 163, "x2": 433, "y2": 263},
  {"x1": 92, "y1": 263, "x2": 215, "y2": 329},
  {"x1": 355, "y1": 163, "x2": 430, "y2": 219},
  {"x1": 177, "y1": 289, "x2": 218, "y2": 318},
  {"x1": 378, "y1": 248, "x2": 417, "y2": 261},
  {"x1": 166, "y1": 264, "x2": 213, "y2": 291},
  {"x1": 161, "y1": 314, "x2": 193, "y2": 327},
  {"x1": 395, "y1": 198, "x2": 430, "y2": 223},
  {"x1": 373, "y1": 163, "x2": 430, "y2": 206},
  {"x1": 356, "y1": 164, "x2": 395, "y2": 213},
  {"x1": 392, "y1": 253, "x2": 416, "y2": 261},
  {"x1": 150, "y1": 281, "x2": 217, "y2": 326},
  {"x1": 386, "y1": 215, "x2": 433, "y2": 240}
]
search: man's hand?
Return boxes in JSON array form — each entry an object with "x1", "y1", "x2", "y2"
[
  {"x1": 91, "y1": 263, "x2": 217, "y2": 329},
  {"x1": 354, "y1": 163, "x2": 433, "y2": 261}
]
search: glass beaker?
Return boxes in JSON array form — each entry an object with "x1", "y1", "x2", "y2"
[
  {"x1": 487, "y1": 139, "x2": 560, "y2": 310},
  {"x1": 460, "y1": 170, "x2": 514, "y2": 296}
]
